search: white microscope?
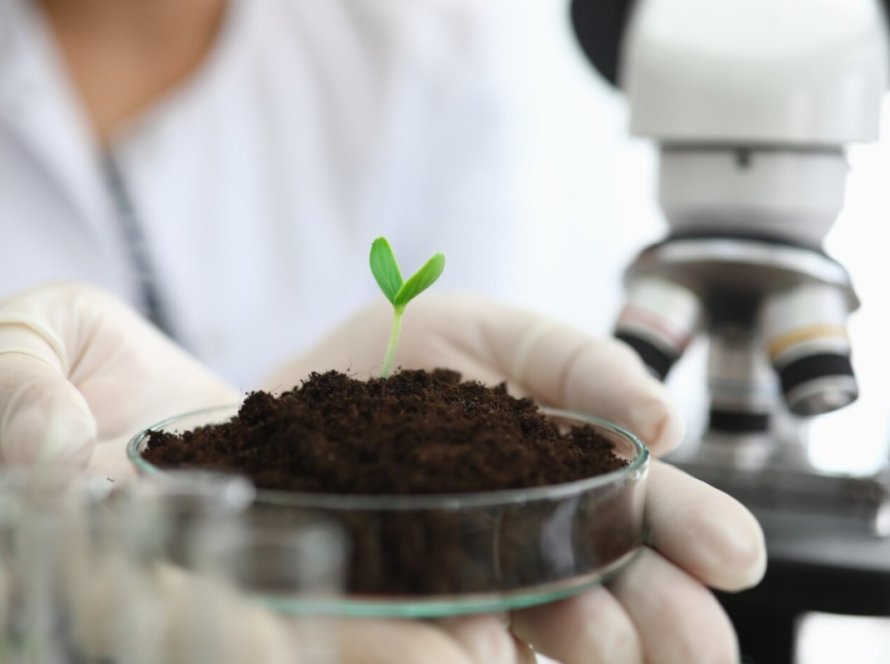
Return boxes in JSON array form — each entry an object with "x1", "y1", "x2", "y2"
[{"x1": 571, "y1": 0, "x2": 890, "y2": 661}]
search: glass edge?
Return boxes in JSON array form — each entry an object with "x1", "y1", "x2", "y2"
[
  {"x1": 125, "y1": 405, "x2": 237, "y2": 477},
  {"x1": 128, "y1": 404, "x2": 651, "y2": 511},
  {"x1": 255, "y1": 547, "x2": 643, "y2": 618}
]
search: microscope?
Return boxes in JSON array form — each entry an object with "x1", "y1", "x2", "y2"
[{"x1": 572, "y1": 0, "x2": 890, "y2": 661}]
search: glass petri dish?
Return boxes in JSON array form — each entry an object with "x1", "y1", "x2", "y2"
[{"x1": 127, "y1": 405, "x2": 649, "y2": 618}]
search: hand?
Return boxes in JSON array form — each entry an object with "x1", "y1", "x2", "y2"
[
  {"x1": 0, "y1": 285, "x2": 765, "y2": 661},
  {"x1": 67, "y1": 551, "x2": 541, "y2": 664},
  {"x1": 0, "y1": 284, "x2": 527, "y2": 663},
  {"x1": 267, "y1": 293, "x2": 767, "y2": 663},
  {"x1": 0, "y1": 284, "x2": 524, "y2": 663},
  {"x1": 0, "y1": 283, "x2": 237, "y2": 477},
  {"x1": 265, "y1": 293, "x2": 682, "y2": 451}
]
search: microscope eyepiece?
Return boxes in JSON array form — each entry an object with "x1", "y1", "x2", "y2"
[
  {"x1": 614, "y1": 276, "x2": 701, "y2": 380},
  {"x1": 761, "y1": 284, "x2": 858, "y2": 416},
  {"x1": 775, "y1": 353, "x2": 857, "y2": 415}
]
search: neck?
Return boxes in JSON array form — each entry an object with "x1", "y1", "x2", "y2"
[{"x1": 36, "y1": 0, "x2": 228, "y2": 145}]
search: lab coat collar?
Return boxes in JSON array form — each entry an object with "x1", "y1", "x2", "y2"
[{"x1": 0, "y1": 0, "x2": 114, "y2": 235}]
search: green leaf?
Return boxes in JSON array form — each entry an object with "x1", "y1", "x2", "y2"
[
  {"x1": 393, "y1": 253, "x2": 446, "y2": 309},
  {"x1": 369, "y1": 237, "x2": 403, "y2": 304},
  {"x1": 370, "y1": 236, "x2": 446, "y2": 377}
]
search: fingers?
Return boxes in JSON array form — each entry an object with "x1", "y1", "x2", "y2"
[
  {"x1": 0, "y1": 286, "x2": 96, "y2": 465},
  {"x1": 646, "y1": 461, "x2": 766, "y2": 591},
  {"x1": 608, "y1": 548, "x2": 740, "y2": 664},
  {"x1": 559, "y1": 337, "x2": 684, "y2": 454},
  {"x1": 336, "y1": 619, "x2": 472, "y2": 663},
  {"x1": 502, "y1": 313, "x2": 684, "y2": 455},
  {"x1": 511, "y1": 586, "x2": 643, "y2": 664},
  {"x1": 65, "y1": 287, "x2": 238, "y2": 442},
  {"x1": 0, "y1": 352, "x2": 97, "y2": 466},
  {"x1": 511, "y1": 460, "x2": 765, "y2": 664},
  {"x1": 329, "y1": 614, "x2": 537, "y2": 664},
  {"x1": 0, "y1": 283, "x2": 238, "y2": 476},
  {"x1": 438, "y1": 614, "x2": 535, "y2": 664},
  {"x1": 149, "y1": 564, "x2": 295, "y2": 664},
  {"x1": 403, "y1": 293, "x2": 684, "y2": 454},
  {"x1": 265, "y1": 293, "x2": 683, "y2": 457},
  {"x1": 513, "y1": 545, "x2": 744, "y2": 664},
  {"x1": 333, "y1": 617, "x2": 493, "y2": 664}
]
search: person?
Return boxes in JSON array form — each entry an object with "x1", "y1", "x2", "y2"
[
  {"x1": 0, "y1": 282, "x2": 765, "y2": 662},
  {"x1": 0, "y1": 0, "x2": 545, "y2": 388},
  {"x1": 0, "y1": 0, "x2": 766, "y2": 661}
]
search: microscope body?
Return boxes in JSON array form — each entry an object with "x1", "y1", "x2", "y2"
[
  {"x1": 572, "y1": 0, "x2": 890, "y2": 658},
  {"x1": 612, "y1": 0, "x2": 890, "y2": 508}
]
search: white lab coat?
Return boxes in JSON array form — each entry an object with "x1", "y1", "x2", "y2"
[{"x1": 0, "y1": 0, "x2": 547, "y2": 388}]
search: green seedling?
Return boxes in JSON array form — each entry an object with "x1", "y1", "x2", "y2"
[{"x1": 370, "y1": 236, "x2": 445, "y2": 377}]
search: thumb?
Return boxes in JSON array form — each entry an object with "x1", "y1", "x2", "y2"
[
  {"x1": 0, "y1": 353, "x2": 97, "y2": 467},
  {"x1": 510, "y1": 321, "x2": 684, "y2": 455},
  {"x1": 562, "y1": 337, "x2": 685, "y2": 454}
]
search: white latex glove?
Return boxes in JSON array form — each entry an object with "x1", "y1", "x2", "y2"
[
  {"x1": 67, "y1": 554, "x2": 540, "y2": 664},
  {"x1": 0, "y1": 283, "x2": 237, "y2": 477},
  {"x1": 0, "y1": 284, "x2": 533, "y2": 662},
  {"x1": 266, "y1": 292, "x2": 768, "y2": 663},
  {"x1": 0, "y1": 284, "x2": 765, "y2": 662}
]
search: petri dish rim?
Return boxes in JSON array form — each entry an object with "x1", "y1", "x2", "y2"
[
  {"x1": 258, "y1": 547, "x2": 643, "y2": 618},
  {"x1": 127, "y1": 405, "x2": 650, "y2": 511},
  {"x1": 125, "y1": 403, "x2": 651, "y2": 617}
]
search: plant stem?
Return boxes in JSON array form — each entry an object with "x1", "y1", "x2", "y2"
[{"x1": 381, "y1": 307, "x2": 404, "y2": 377}]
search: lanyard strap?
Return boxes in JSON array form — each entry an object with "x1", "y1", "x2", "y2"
[{"x1": 102, "y1": 155, "x2": 176, "y2": 339}]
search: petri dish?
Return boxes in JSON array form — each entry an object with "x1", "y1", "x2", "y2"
[{"x1": 127, "y1": 405, "x2": 649, "y2": 618}]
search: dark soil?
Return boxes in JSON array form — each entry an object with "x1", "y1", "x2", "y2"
[
  {"x1": 143, "y1": 369, "x2": 639, "y2": 596},
  {"x1": 144, "y1": 369, "x2": 626, "y2": 493}
]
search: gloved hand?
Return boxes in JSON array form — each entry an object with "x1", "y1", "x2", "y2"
[
  {"x1": 0, "y1": 283, "x2": 237, "y2": 476},
  {"x1": 267, "y1": 292, "x2": 767, "y2": 663},
  {"x1": 0, "y1": 284, "x2": 765, "y2": 662},
  {"x1": 265, "y1": 292, "x2": 684, "y2": 452}
]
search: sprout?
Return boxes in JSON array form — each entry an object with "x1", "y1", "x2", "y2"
[{"x1": 369, "y1": 237, "x2": 446, "y2": 377}]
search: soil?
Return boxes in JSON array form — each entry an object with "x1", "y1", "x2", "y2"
[{"x1": 143, "y1": 369, "x2": 637, "y2": 596}]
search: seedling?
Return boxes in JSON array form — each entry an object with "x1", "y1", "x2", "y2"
[{"x1": 370, "y1": 237, "x2": 446, "y2": 377}]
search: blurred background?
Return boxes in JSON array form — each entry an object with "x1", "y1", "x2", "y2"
[
  {"x1": 500, "y1": 0, "x2": 890, "y2": 474},
  {"x1": 502, "y1": 1, "x2": 890, "y2": 661}
]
